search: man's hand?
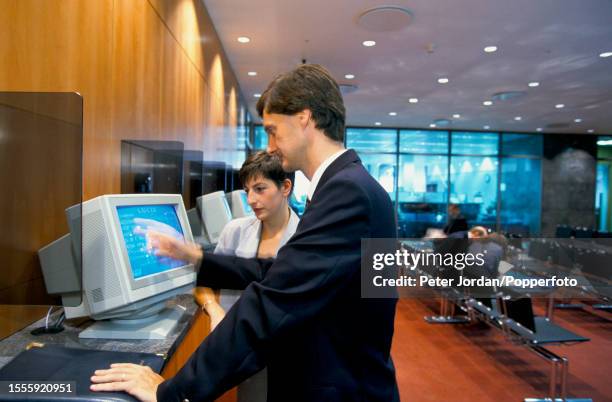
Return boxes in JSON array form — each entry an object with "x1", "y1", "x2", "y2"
[
  {"x1": 90, "y1": 363, "x2": 164, "y2": 402},
  {"x1": 144, "y1": 229, "x2": 203, "y2": 265}
]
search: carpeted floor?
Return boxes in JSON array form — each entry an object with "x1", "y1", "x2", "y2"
[{"x1": 392, "y1": 297, "x2": 611, "y2": 401}]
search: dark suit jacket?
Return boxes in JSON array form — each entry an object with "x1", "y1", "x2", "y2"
[
  {"x1": 443, "y1": 215, "x2": 468, "y2": 235},
  {"x1": 158, "y1": 149, "x2": 399, "y2": 402}
]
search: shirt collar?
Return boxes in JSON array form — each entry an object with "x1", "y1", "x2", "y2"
[{"x1": 306, "y1": 149, "x2": 348, "y2": 201}]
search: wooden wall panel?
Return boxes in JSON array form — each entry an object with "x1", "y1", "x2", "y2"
[
  {"x1": 0, "y1": 0, "x2": 247, "y2": 302},
  {"x1": 0, "y1": 0, "x2": 115, "y2": 201}
]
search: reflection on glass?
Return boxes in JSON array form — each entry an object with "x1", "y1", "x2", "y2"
[
  {"x1": 254, "y1": 125, "x2": 268, "y2": 150},
  {"x1": 500, "y1": 158, "x2": 541, "y2": 236},
  {"x1": 289, "y1": 170, "x2": 310, "y2": 215},
  {"x1": 0, "y1": 92, "x2": 83, "y2": 306},
  {"x1": 358, "y1": 153, "x2": 396, "y2": 198},
  {"x1": 596, "y1": 161, "x2": 611, "y2": 232},
  {"x1": 449, "y1": 155, "x2": 498, "y2": 228},
  {"x1": 120, "y1": 140, "x2": 184, "y2": 195},
  {"x1": 502, "y1": 133, "x2": 543, "y2": 156},
  {"x1": 346, "y1": 128, "x2": 396, "y2": 152},
  {"x1": 398, "y1": 155, "x2": 448, "y2": 237},
  {"x1": 452, "y1": 132, "x2": 499, "y2": 155},
  {"x1": 400, "y1": 130, "x2": 448, "y2": 154}
]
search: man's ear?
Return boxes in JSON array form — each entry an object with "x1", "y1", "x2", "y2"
[{"x1": 296, "y1": 109, "x2": 311, "y2": 130}]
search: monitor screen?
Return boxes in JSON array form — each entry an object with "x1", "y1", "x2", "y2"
[
  {"x1": 116, "y1": 204, "x2": 186, "y2": 279},
  {"x1": 240, "y1": 192, "x2": 253, "y2": 214}
]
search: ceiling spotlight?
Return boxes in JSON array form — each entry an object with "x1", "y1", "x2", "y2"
[
  {"x1": 555, "y1": 103, "x2": 565, "y2": 109},
  {"x1": 437, "y1": 77, "x2": 449, "y2": 84},
  {"x1": 484, "y1": 46, "x2": 498, "y2": 53},
  {"x1": 388, "y1": 112, "x2": 397, "y2": 116},
  {"x1": 344, "y1": 74, "x2": 355, "y2": 79},
  {"x1": 253, "y1": 93, "x2": 261, "y2": 98},
  {"x1": 375, "y1": 122, "x2": 382, "y2": 126},
  {"x1": 452, "y1": 114, "x2": 461, "y2": 118},
  {"x1": 247, "y1": 71, "x2": 257, "y2": 76},
  {"x1": 536, "y1": 128, "x2": 543, "y2": 132},
  {"x1": 429, "y1": 123, "x2": 437, "y2": 128},
  {"x1": 528, "y1": 82, "x2": 540, "y2": 87},
  {"x1": 362, "y1": 40, "x2": 376, "y2": 47},
  {"x1": 574, "y1": 118, "x2": 582, "y2": 123},
  {"x1": 588, "y1": 129, "x2": 595, "y2": 133},
  {"x1": 600, "y1": 52, "x2": 612, "y2": 58},
  {"x1": 408, "y1": 98, "x2": 419, "y2": 103},
  {"x1": 483, "y1": 100, "x2": 493, "y2": 106},
  {"x1": 514, "y1": 116, "x2": 522, "y2": 121},
  {"x1": 483, "y1": 125, "x2": 490, "y2": 130},
  {"x1": 237, "y1": 36, "x2": 251, "y2": 43}
]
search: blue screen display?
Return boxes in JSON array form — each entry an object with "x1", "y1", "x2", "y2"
[
  {"x1": 116, "y1": 204, "x2": 186, "y2": 279},
  {"x1": 241, "y1": 192, "x2": 253, "y2": 214}
]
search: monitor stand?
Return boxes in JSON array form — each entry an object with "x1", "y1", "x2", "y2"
[{"x1": 79, "y1": 304, "x2": 186, "y2": 340}]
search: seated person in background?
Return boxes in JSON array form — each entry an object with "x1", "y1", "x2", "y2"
[
  {"x1": 443, "y1": 203, "x2": 468, "y2": 235},
  {"x1": 163, "y1": 151, "x2": 300, "y2": 402},
  {"x1": 468, "y1": 226, "x2": 489, "y2": 239},
  {"x1": 466, "y1": 228, "x2": 505, "y2": 279}
]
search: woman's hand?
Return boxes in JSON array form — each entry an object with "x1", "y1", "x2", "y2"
[
  {"x1": 90, "y1": 363, "x2": 164, "y2": 402},
  {"x1": 194, "y1": 287, "x2": 226, "y2": 330}
]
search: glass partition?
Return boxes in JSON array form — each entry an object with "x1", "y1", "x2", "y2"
[{"x1": 0, "y1": 92, "x2": 83, "y2": 306}]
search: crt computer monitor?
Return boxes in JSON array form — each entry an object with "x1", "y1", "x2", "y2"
[
  {"x1": 40, "y1": 194, "x2": 196, "y2": 340},
  {"x1": 195, "y1": 191, "x2": 233, "y2": 245},
  {"x1": 227, "y1": 190, "x2": 254, "y2": 219}
]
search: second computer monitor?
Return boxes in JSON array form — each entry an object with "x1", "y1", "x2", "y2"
[{"x1": 227, "y1": 189, "x2": 254, "y2": 219}]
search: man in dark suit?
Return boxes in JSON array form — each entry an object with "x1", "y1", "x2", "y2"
[
  {"x1": 443, "y1": 203, "x2": 468, "y2": 235},
  {"x1": 91, "y1": 64, "x2": 399, "y2": 402}
]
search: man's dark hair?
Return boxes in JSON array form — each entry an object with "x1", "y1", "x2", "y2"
[
  {"x1": 239, "y1": 151, "x2": 294, "y2": 193},
  {"x1": 256, "y1": 64, "x2": 346, "y2": 143}
]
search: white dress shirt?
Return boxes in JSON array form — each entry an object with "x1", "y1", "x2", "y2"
[{"x1": 306, "y1": 148, "x2": 348, "y2": 201}]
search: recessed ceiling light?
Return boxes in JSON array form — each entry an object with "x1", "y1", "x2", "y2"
[
  {"x1": 528, "y1": 82, "x2": 540, "y2": 87},
  {"x1": 484, "y1": 46, "x2": 498, "y2": 53},
  {"x1": 362, "y1": 40, "x2": 376, "y2": 47},
  {"x1": 536, "y1": 128, "x2": 543, "y2": 132},
  {"x1": 375, "y1": 122, "x2": 382, "y2": 126},
  {"x1": 574, "y1": 118, "x2": 582, "y2": 123},
  {"x1": 588, "y1": 129, "x2": 595, "y2": 133},
  {"x1": 429, "y1": 123, "x2": 437, "y2": 128},
  {"x1": 344, "y1": 74, "x2": 355, "y2": 79},
  {"x1": 437, "y1": 77, "x2": 449, "y2": 84},
  {"x1": 483, "y1": 100, "x2": 493, "y2": 106},
  {"x1": 555, "y1": 103, "x2": 565, "y2": 109},
  {"x1": 514, "y1": 116, "x2": 522, "y2": 121},
  {"x1": 253, "y1": 93, "x2": 261, "y2": 98},
  {"x1": 600, "y1": 52, "x2": 612, "y2": 58},
  {"x1": 408, "y1": 98, "x2": 418, "y2": 103},
  {"x1": 388, "y1": 112, "x2": 397, "y2": 116},
  {"x1": 237, "y1": 36, "x2": 251, "y2": 43},
  {"x1": 247, "y1": 71, "x2": 257, "y2": 76},
  {"x1": 483, "y1": 125, "x2": 490, "y2": 130},
  {"x1": 452, "y1": 114, "x2": 461, "y2": 118}
]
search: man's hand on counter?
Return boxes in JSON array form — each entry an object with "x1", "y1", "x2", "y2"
[{"x1": 90, "y1": 363, "x2": 165, "y2": 402}]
